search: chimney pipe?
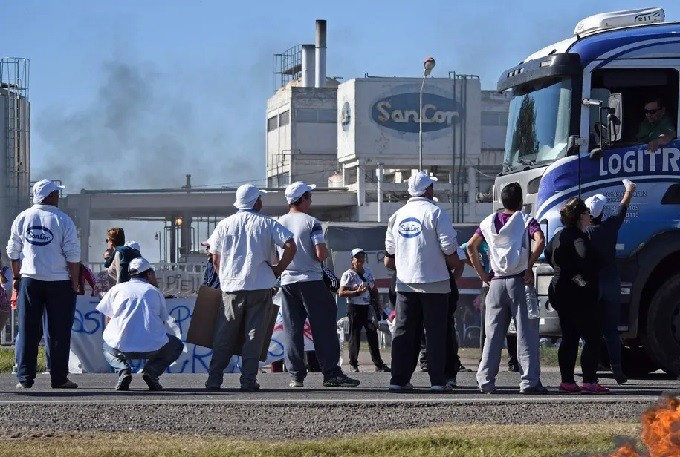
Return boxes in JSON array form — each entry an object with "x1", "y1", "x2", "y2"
[
  {"x1": 315, "y1": 19, "x2": 326, "y2": 88},
  {"x1": 301, "y1": 44, "x2": 315, "y2": 88}
]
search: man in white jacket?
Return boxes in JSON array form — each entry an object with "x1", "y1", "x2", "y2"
[
  {"x1": 467, "y1": 182, "x2": 546, "y2": 394},
  {"x1": 384, "y1": 171, "x2": 460, "y2": 392},
  {"x1": 6, "y1": 179, "x2": 81, "y2": 389}
]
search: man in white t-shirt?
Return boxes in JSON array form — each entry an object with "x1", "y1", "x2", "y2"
[
  {"x1": 278, "y1": 181, "x2": 360, "y2": 388},
  {"x1": 205, "y1": 184, "x2": 297, "y2": 392},
  {"x1": 339, "y1": 248, "x2": 390, "y2": 373},
  {"x1": 97, "y1": 257, "x2": 183, "y2": 391}
]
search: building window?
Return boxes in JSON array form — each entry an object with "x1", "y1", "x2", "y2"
[
  {"x1": 482, "y1": 111, "x2": 506, "y2": 126},
  {"x1": 279, "y1": 110, "x2": 290, "y2": 126},
  {"x1": 267, "y1": 115, "x2": 278, "y2": 131},
  {"x1": 294, "y1": 108, "x2": 336, "y2": 123},
  {"x1": 317, "y1": 109, "x2": 336, "y2": 123}
]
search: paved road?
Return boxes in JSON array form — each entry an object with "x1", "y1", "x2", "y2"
[{"x1": 0, "y1": 370, "x2": 676, "y2": 439}]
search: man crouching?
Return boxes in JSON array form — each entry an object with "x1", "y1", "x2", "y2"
[{"x1": 96, "y1": 257, "x2": 183, "y2": 391}]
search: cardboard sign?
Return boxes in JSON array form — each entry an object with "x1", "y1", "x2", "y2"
[{"x1": 186, "y1": 285, "x2": 222, "y2": 348}]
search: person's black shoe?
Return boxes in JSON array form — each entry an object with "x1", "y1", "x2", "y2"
[
  {"x1": 611, "y1": 364, "x2": 628, "y2": 385},
  {"x1": 115, "y1": 374, "x2": 133, "y2": 391},
  {"x1": 507, "y1": 361, "x2": 520, "y2": 372},
  {"x1": 239, "y1": 383, "x2": 260, "y2": 392},
  {"x1": 420, "y1": 365, "x2": 428, "y2": 372},
  {"x1": 458, "y1": 364, "x2": 473, "y2": 373},
  {"x1": 375, "y1": 364, "x2": 391, "y2": 372},
  {"x1": 142, "y1": 372, "x2": 163, "y2": 391},
  {"x1": 349, "y1": 365, "x2": 360, "y2": 373}
]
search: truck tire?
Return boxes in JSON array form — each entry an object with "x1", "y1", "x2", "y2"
[{"x1": 644, "y1": 273, "x2": 680, "y2": 376}]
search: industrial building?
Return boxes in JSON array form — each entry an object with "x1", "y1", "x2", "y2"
[
  {"x1": 0, "y1": 58, "x2": 30, "y2": 255},
  {"x1": 266, "y1": 20, "x2": 510, "y2": 224}
]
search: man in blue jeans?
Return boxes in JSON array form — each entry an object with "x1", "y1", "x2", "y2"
[
  {"x1": 97, "y1": 257, "x2": 183, "y2": 391},
  {"x1": 7, "y1": 179, "x2": 81, "y2": 389}
]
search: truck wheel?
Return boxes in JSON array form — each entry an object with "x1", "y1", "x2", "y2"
[{"x1": 644, "y1": 273, "x2": 680, "y2": 376}]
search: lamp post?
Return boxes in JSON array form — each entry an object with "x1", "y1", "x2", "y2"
[{"x1": 419, "y1": 56, "x2": 436, "y2": 171}]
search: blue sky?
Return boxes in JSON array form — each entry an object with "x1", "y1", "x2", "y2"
[{"x1": 3, "y1": 0, "x2": 678, "y2": 191}]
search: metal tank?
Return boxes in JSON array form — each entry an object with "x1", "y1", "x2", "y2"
[{"x1": 0, "y1": 57, "x2": 30, "y2": 253}]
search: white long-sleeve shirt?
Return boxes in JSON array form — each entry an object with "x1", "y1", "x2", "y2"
[
  {"x1": 385, "y1": 197, "x2": 458, "y2": 288},
  {"x1": 6, "y1": 204, "x2": 80, "y2": 281}
]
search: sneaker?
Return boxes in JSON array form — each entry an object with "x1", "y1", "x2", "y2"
[
  {"x1": 388, "y1": 382, "x2": 414, "y2": 392},
  {"x1": 11, "y1": 365, "x2": 17, "y2": 375},
  {"x1": 205, "y1": 385, "x2": 222, "y2": 392},
  {"x1": 142, "y1": 372, "x2": 163, "y2": 391},
  {"x1": 375, "y1": 364, "x2": 391, "y2": 372},
  {"x1": 323, "y1": 374, "x2": 360, "y2": 387},
  {"x1": 582, "y1": 382, "x2": 610, "y2": 394},
  {"x1": 559, "y1": 382, "x2": 581, "y2": 393},
  {"x1": 430, "y1": 384, "x2": 454, "y2": 392},
  {"x1": 240, "y1": 383, "x2": 260, "y2": 392},
  {"x1": 520, "y1": 383, "x2": 548, "y2": 395},
  {"x1": 115, "y1": 374, "x2": 133, "y2": 391},
  {"x1": 479, "y1": 385, "x2": 496, "y2": 394},
  {"x1": 446, "y1": 378, "x2": 457, "y2": 388},
  {"x1": 458, "y1": 364, "x2": 473, "y2": 373},
  {"x1": 15, "y1": 382, "x2": 32, "y2": 389},
  {"x1": 52, "y1": 379, "x2": 78, "y2": 389},
  {"x1": 508, "y1": 362, "x2": 520, "y2": 372},
  {"x1": 349, "y1": 365, "x2": 360, "y2": 373},
  {"x1": 289, "y1": 380, "x2": 304, "y2": 388}
]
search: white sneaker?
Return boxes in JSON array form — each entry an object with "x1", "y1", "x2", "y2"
[
  {"x1": 446, "y1": 378, "x2": 457, "y2": 388},
  {"x1": 289, "y1": 380, "x2": 304, "y2": 388}
]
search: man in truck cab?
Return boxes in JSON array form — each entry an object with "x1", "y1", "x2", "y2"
[{"x1": 637, "y1": 97, "x2": 676, "y2": 152}]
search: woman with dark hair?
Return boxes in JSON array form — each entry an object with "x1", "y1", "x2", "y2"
[{"x1": 545, "y1": 198, "x2": 608, "y2": 394}]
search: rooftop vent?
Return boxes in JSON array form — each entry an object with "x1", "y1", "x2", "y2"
[{"x1": 574, "y1": 7, "x2": 664, "y2": 36}]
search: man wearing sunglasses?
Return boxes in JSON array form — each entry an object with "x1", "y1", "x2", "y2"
[{"x1": 636, "y1": 97, "x2": 676, "y2": 152}]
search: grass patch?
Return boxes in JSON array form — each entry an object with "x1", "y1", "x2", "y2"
[
  {"x1": 0, "y1": 423, "x2": 641, "y2": 457},
  {"x1": 0, "y1": 346, "x2": 47, "y2": 373},
  {"x1": 457, "y1": 346, "x2": 561, "y2": 366}
]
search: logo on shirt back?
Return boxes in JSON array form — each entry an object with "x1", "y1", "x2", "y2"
[
  {"x1": 398, "y1": 217, "x2": 422, "y2": 238},
  {"x1": 26, "y1": 226, "x2": 54, "y2": 246}
]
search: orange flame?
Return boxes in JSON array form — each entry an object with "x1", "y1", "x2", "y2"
[{"x1": 592, "y1": 396, "x2": 680, "y2": 457}]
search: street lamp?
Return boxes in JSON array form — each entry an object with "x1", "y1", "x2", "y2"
[{"x1": 419, "y1": 56, "x2": 436, "y2": 171}]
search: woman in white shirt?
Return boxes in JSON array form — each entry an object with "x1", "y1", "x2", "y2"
[{"x1": 338, "y1": 249, "x2": 390, "y2": 373}]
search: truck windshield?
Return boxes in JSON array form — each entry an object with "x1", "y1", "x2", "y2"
[{"x1": 503, "y1": 78, "x2": 572, "y2": 171}]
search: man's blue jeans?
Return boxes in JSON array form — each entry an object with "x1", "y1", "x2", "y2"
[{"x1": 103, "y1": 335, "x2": 184, "y2": 377}]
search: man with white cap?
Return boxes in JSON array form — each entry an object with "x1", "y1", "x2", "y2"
[
  {"x1": 384, "y1": 171, "x2": 460, "y2": 392},
  {"x1": 338, "y1": 248, "x2": 390, "y2": 373},
  {"x1": 97, "y1": 257, "x2": 183, "y2": 391},
  {"x1": 205, "y1": 183, "x2": 296, "y2": 391},
  {"x1": 278, "y1": 181, "x2": 360, "y2": 388},
  {"x1": 6, "y1": 179, "x2": 80, "y2": 389},
  {"x1": 585, "y1": 179, "x2": 636, "y2": 385}
]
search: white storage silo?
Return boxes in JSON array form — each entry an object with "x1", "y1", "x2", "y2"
[{"x1": 0, "y1": 58, "x2": 31, "y2": 253}]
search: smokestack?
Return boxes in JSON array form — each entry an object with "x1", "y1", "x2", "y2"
[
  {"x1": 301, "y1": 44, "x2": 315, "y2": 88},
  {"x1": 315, "y1": 19, "x2": 326, "y2": 88}
]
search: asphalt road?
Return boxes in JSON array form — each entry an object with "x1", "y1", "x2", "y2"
[{"x1": 0, "y1": 369, "x2": 676, "y2": 440}]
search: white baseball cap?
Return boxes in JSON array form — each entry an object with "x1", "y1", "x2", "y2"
[
  {"x1": 233, "y1": 184, "x2": 268, "y2": 210},
  {"x1": 351, "y1": 248, "x2": 366, "y2": 257},
  {"x1": 585, "y1": 193, "x2": 607, "y2": 218},
  {"x1": 128, "y1": 257, "x2": 152, "y2": 275},
  {"x1": 125, "y1": 241, "x2": 141, "y2": 252},
  {"x1": 408, "y1": 171, "x2": 438, "y2": 197},
  {"x1": 285, "y1": 181, "x2": 317, "y2": 204},
  {"x1": 32, "y1": 179, "x2": 65, "y2": 204}
]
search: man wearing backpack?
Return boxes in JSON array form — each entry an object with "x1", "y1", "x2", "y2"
[{"x1": 467, "y1": 182, "x2": 546, "y2": 394}]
